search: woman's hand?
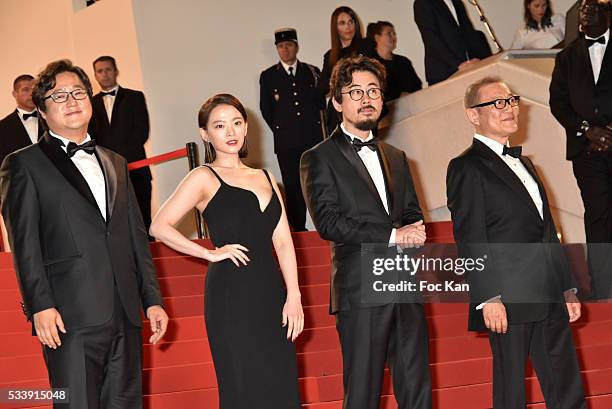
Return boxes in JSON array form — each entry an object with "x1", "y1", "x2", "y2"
[
  {"x1": 202, "y1": 244, "x2": 250, "y2": 266},
  {"x1": 282, "y1": 294, "x2": 304, "y2": 342}
]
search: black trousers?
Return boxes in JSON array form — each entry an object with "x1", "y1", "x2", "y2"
[
  {"x1": 277, "y1": 150, "x2": 307, "y2": 232},
  {"x1": 129, "y1": 169, "x2": 152, "y2": 237},
  {"x1": 43, "y1": 291, "x2": 143, "y2": 409},
  {"x1": 336, "y1": 304, "x2": 432, "y2": 409},
  {"x1": 488, "y1": 303, "x2": 585, "y2": 409},
  {"x1": 572, "y1": 151, "x2": 612, "y2": 298}
]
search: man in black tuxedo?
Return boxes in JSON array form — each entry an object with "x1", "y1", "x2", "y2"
[
  {"x1": 0, "y1": 59, "x2": 168, "y2": 409},
  {"x1": 0, "y1": 74, "x2": 46, "y2": 166},
  {"x1": 260, "y1": 28, "x2": 324, "y2": 231},
  {"x1": 550, "y1": 0, "x2": 612, "y2": 299},
  {"x1": 89, "y1": 56, "x2": 153, "y2": 234},
  {"x1": 447, "y1": 77, "x2": 585, "y2": 409},
  {"x1": 300, "y1": 56, "x2": 431, "y2": 409},
  {"x1": 414, "y1": 0, "x2": 492, "y2": 85}
]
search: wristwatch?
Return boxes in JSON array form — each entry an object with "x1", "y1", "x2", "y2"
[{"x1": 577, "y1": 120, "x2": 590, "y2": 137}]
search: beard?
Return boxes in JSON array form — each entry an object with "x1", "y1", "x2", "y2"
[{"x1": 355, "y1": 118, "x2": 378, "y2": 131}]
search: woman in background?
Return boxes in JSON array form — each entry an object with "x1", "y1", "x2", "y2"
[
  {"x1": 320, "y1": 6, "x2": 370, "y2": 134},
  {"x1": 150, "y1": 94, "x2": 303, "y2": 408},
  {"x1": 511, "y1": 0, "x2": 565, "y2": 49},
  {"x1": 367, "y1": 21, "x2": 422, "y2": 101}
]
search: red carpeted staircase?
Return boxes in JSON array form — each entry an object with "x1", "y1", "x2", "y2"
[{"x1": 1, "y1": 222, "x2": 612, "y2": 408}]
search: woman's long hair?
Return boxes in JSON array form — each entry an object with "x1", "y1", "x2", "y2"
[
  {"x1": 329, "y1": 6, "x2": 363, "y2": 69},
  {"x1": 524, "y1": 0, "x2": 553, "y2": 30}
]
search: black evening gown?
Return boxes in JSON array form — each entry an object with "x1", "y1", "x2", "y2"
[{"x1": 202, "y1": 166, "x2": 301, "y2": 409}]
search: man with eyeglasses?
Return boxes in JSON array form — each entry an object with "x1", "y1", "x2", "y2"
[
  {"x1": 300, "y1": 55, "x2": 432, "y2": 409},
  {"x1": 550, "y1": 0, "x2": 612, "y2": 300},
  {"x1": 0, "y1": 59, "x2": 168, "y2": 409},
  {"x1": 447, "y1": 77, "x2": 585, "y2": 409}
]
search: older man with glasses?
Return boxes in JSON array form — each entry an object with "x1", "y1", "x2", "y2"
[{"x1": 448, "y1": 76, "x2": 586, "y2": 409}]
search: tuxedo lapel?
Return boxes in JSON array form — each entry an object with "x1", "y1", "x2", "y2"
[
  {"x1": 95, "y1": 147, "x2": 117, "y2": 220},
  {"x1": 38, "y1": 133, "x2": 101, "y2": 215},
  {"x1": 520, "y1": 157, "x2": 553, "y2": 231},
  {"x1": 578, "y1": 38, "x2": 597, "y2": 85},
  {"x1": 473, "y1": 140, "x2": 542, "y2": 221},
  {"x1": 110, "y1": 87, "x2": 126, "y2": 125},
  {"x1": 377, "y1": 144, "x2": 394, "y2": 215},
  {"x1": 436, "y1": 0, "x2": 459, "y2": 28},
  {"x1": 332, "y1": 131, "x2": 388, "y2": 214},
  {"x1": 92, "y1": 94, "x2": 110, "y2": 128},
  {"x1": 9, "y1": 111, "x2": 33, "y2": 146},
  {"x1": 598, "y1": 36, "x2": 612, "y2": 83}
]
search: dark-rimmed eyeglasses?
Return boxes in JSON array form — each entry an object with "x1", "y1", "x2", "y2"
[
  {"x1": 43, "y1": 89, "x2": 89, "y2": 103},
  {"x1": 579, "y1": 3, "x2": 609, "y2": 14},
  {"x1": 470, "y1": 95, "x2": 520, "y2": 110},
  {"x1": 342, "y1": 88, "x2": 383, "y2": 101}
]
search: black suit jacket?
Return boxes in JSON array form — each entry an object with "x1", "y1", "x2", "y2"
[
  {"x1": 89, "y1": 87, "x2": 151, "y2": 179},
  {"x1": 259, "y1": 61, "x2": 324, "y2": 153},
  {"x1": 300, "y1": 128, "x2": 423, "y2": 313},
  {"x1": 414, "y1": 0, "x2": 492, "y2": 85},
  {"x1": 447, "y1": 139, "x2": 574, "y2": 331},
  {"x1": 0, "y1": 110, "x2": 45, "y2": 166},
  {"x1": 550, "y1": 35, "x2": 612, "y2": 159},
  {"x1": 0, "y1": 133, "x2": 162, "y2": 330}
]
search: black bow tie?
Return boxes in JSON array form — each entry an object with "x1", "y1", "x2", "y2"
[
  {"x1": 101, "y1": 90, "x2": 116, "y2": 97},
  {"x1": 585, "y1": 36, "x2": 606, "y2": 47},
  {"x1": 67, "y1": 139, "x2": 97, "y2": 157},
  {"x1": 502, "y1": 145, "x2": 522, "y2": 158},
  {"x1": 22, "y1": 111, "x2": 38, "y2": 121},
  {"x1": 352, "y1": 137, "x2": 378, "y2": 152}
]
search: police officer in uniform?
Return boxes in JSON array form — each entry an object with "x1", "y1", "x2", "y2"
[{"x1": 260, "y1": 28, "x2": 325, "y2": 232}]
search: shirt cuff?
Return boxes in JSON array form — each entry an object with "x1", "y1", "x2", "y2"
[
  {"x1": 476, "y1": 295, "x2": 501, "y2": 310},
  {"x1": 389, "y1": 228, "x2": 397, "y2": 244}
]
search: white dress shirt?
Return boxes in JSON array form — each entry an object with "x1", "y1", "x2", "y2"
[
  {"x1": 585, "y1": 28, "x2": 610, "y2": 84},
  {"x1": 340, "y1": 123, "x2": 396, "y2": 243},
  {"x1": 443, "y1": 0, "x2": 459, "y2": 25},
  {"x1": 16, "y1": 108, "x2": 39, "y2": 144},
  {"x1": 280, "y1": 60, "x2": 298, "y2": 76},
  {"x1": 473, "y1": 134, "x2": 544, "y2": 309},
  {"x1": 510, "y1": 14, "x2": 565, "y2": 50},
  {"x1": 50, "y1": 131, "x2": 107, "y2": 220},
  {"x1": 102, "y1": 85, "x2": 119, "y2": 123}
]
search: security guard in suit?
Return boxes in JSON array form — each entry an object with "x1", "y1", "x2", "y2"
[{"x1": 259, "y1": 28, "x2": 325, "y2": 231}]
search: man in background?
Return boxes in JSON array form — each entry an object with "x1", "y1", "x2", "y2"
[
  {"x1": 89, "y1": 56, "x2": 153, "y2": 234},
  {"x1": 260, "y1": 28, "x2": 325, "y2": 232}
]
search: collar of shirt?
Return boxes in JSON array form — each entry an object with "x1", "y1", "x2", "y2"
[
  {"x1": 280, "y1": 60, "x2": 298, "y2": 75},
  {"x1": 16, "y1": 107, "x2": 37, "y2": 120},
  {"x1": 49, "y1": 130, "x2": 92, "y2": 154},
  {"x1": 341, "y1": 123, "x2": 374, "y2": 144},
  {"x1": 474, "y1": 133, "x2": 510, "y2": 157},
  {"x1": 585, "y1": 28, "x2": 610, "y2": 43},
  {"x1": 102, "y1": 85, "x2": 119, "y2": 96}
]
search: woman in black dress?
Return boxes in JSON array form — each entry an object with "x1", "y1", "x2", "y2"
[
  {"x1": 150, "y1": 94, "x2": 304, "y2": 408},
  {"x1": 366, "y1": 21, "x2": 422, "y2": 101}
]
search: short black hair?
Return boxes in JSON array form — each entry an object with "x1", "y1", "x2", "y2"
[
  {"x1": 93, "y1": 55, "x2": 117, "y2": 70},
  {"x1": 329, "y1": 55, "x2": 386, "y2": 104},
  {"x1": 32, "y1": 59, "x2": 93, "y2": 113},
  {"x1": 13, "y1": 74, "x2": 34, "y2": 90}
]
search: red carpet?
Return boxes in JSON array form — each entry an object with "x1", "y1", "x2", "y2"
[{"x1": 1, "y1": 222, "x2": 612, "y2": 408}]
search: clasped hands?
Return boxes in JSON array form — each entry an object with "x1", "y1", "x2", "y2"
[
  {"x1": 585, "y1": 125, "x2": 612, "y2": 152},
  {"x1": 482, "y1": 289, "x2": 581, "y2": 334},
  {"x1": 396, "y1": 220, "x2": 426, "y2": 249}
]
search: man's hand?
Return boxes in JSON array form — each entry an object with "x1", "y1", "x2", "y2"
[
  {"x1": 458, "y1": 58, "x2": 480, "y2": 71},
  {"x1": 483, "y1": 300, "x2": 508, "y2": 334},
  {"x1": 146, "y1": 305, "x2": 169, "y2": 345},
  {"x1": 585, "y1": 126, "x2": 612, "y2": 152},
  {"x1": 564, "y1": 290, "x2": 581, "y2": 323},
  {"x1": 33, "y1": 308, "x2": 66, "y2": 349},
  {"x1": 396, "y1": 220, "x2": 426, "y2": 247}
]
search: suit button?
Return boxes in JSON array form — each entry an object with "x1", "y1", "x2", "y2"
[
  {"x1": 293, "y1": 92, "x2": 297, "y2": 96},
  {"x1": 297, "y1": 112, "x2": 301, "y2": 116},
  {"x1": 105, "y1": 231, "x2": 111, "y2": 237},
  {"x1": 595, "y1": 107, "x2": 599, "y2": 114},
  {"x1": 295, "y1": 101, "x2": 299, "y2": 106},
  {"x1": 275, "y1": 125, "x2": 279, "y2": 130},
  {"x1": 292, "y1": 83, "x2": 296, "y2": 87}
]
